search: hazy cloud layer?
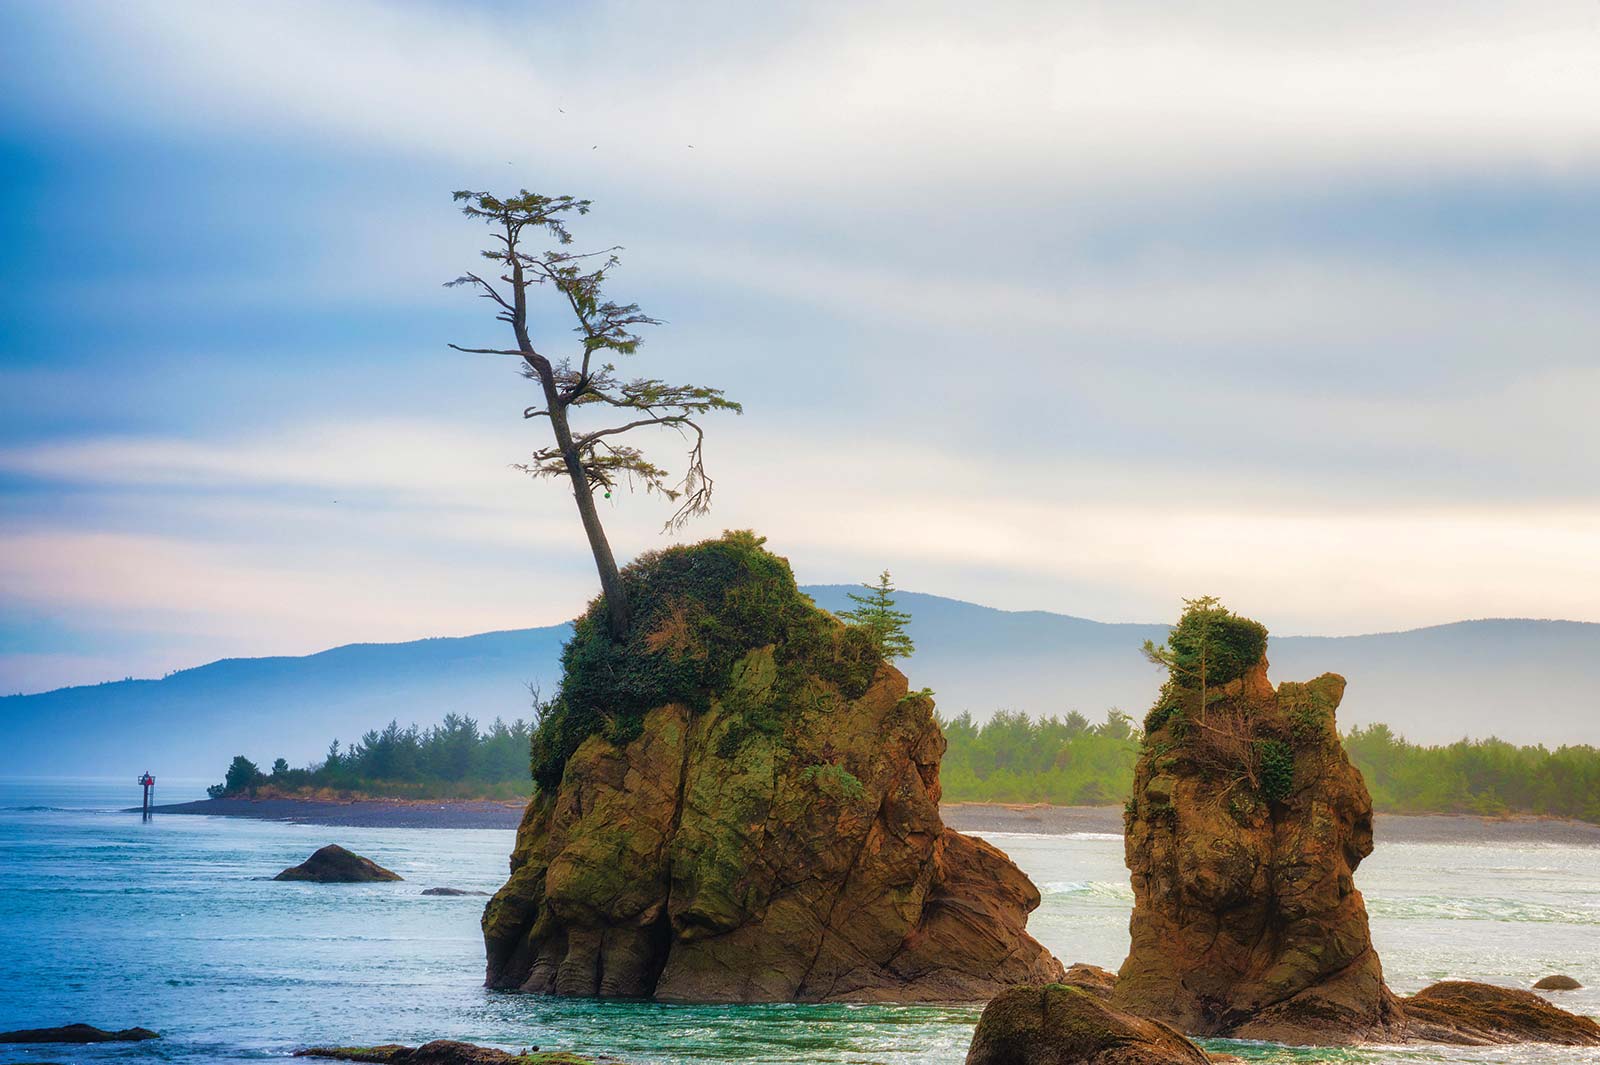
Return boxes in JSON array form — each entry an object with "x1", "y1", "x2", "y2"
[{"x1": 2, "y1": 0, "x2": 1598, "y2": 694}]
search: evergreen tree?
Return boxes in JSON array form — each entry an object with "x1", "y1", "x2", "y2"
[
  {"x1": 446, "y1": 190, "x2": 741, "y2": 639},
  {"x1": 838, "y1": 570, "x2": 915, "y2": 660}
]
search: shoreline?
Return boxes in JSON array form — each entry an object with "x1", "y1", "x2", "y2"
[{"x1": 142, "y1": 796, "x2": 1600, "y2": 844}]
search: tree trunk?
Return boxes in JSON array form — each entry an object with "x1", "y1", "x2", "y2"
[{"x1": 546, "y1": 390, "x2": 630, "y2": 640}]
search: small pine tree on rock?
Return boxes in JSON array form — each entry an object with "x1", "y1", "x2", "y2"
[{"x1": 838, "y1": 570, "x2": 916, "y2": 660}]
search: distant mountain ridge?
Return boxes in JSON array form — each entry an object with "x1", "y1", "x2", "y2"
[{"x1": 6, "y1": 586, "x2": 1597, "y2": 776}]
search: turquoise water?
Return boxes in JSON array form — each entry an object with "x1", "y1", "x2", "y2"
[{"x1": 2, "y1": 781, "x2": 1598, "y2": 1065}]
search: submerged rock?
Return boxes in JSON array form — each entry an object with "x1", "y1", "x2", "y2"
[
  {"x1": 1533, "y1": 975, "x2": 1583, "y2": 991},
  {"x1": 483, "y1": 533, "x2": 1062, "y2": 1003},
  {"x1": 0, "y1": 1023, "x2": 159, "y2": 1043},
  {"x1": 965, "y1": 984, "x2": 1211, "y2": 1065},
  {"x1": 1402, "y1": 981, "x2": 1600, "y2": 1045},
  {"x1": 296, "y1": 1042, "x2": 611, "y2": 1064},
  {"x1": 275, "y1": 845, "x2": 403, "y2": 883},
  {"x1": 422, "y1": 887, "x2": 490, "y2": 896}
]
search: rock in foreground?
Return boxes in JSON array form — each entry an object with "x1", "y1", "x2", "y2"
[
  {"x1": 484, "y1": 533, "x2": 1062, "y2": 1003},
  {"x1": 965, "y1": 984, "x2": 1212, "y2": 1065},
  {"x1": 1402, "y1": 981, "x2": 1600, "y2": 1045},
  {"x1": 275, "y1": 845, "x2": 402, "y2": 883},
  {"x1": 296, "y1": 1041, "x2": 610, "y2": 1064},
  {"x1": 0, "y1": 1023, "x2": 159, "y2": 1043}
]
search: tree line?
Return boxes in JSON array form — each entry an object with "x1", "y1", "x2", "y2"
[
  {"x1": 208, "y1": 713, "x2": 534, "y2": 800},
  {"x1": 207, "y1": 705, "x2": 1600, "y2": 823}
]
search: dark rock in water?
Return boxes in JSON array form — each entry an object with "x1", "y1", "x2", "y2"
[
  {"x1": 295, "y1": 1041, "x2": 609, "y2": 1064},
  {"x1": 1534, "y1": 975, "x2": 1583, "y2": 991},
  {"x1": 965, "y1": 984, "x2": 1211, "y2": 1065},
  {"x1": 275, "y1": 844, "x2": 402, "y2": 883},
  {"x1": 1114, "y1": 648, "x2": 1403, "y2": 1044},
  {"x1": 484, "y1": 534, "x2": 1062, "y2": 1003},
  {"x1": 1402, "y1": 981, "x2": 1600, "y2": 1045},
  {"x1": 0, "y1": 1023, "x2": 159, "y2": 1043},
  {"x1": 421, "y1": 887, "x2": 489, "y2": 896}
]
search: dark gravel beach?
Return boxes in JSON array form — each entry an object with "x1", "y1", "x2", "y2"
[
  {"x1": 940, "y1": 802, "x2": 1600, "y2": 846},
  {"x1": 143, "y1": 797, "x2": 1600, "y2": 844},
  {"x1": 144, "y1": 797, "x2": 528, "y2": 829}
]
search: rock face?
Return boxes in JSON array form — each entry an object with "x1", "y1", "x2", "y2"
[
  {"x1": 1110, "y1": 601, "x2": 1600, "y2": 1048},
  {"x1": 965, "y1": 984, "x2": 1212, "y2": 1065},
  {"x1": 0, "y1": 1023, "x2": 159, "y2": 1043},
  {"x1": 1402, "y1": 982, "x2": 1600, "y2": 1045},
  {"x1": 276, "y1": 845, "x2": 403, "y2": 883},
  {"x1": 1114, "y1": 641, "x2": 1401, "y2": 1043},
  {"x1": 483, "y1": 533, "x2": 1062, "y2": 1003}
]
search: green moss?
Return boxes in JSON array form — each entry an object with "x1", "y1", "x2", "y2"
[
  {"x1": 530, "y1": 531, "x2": 880, "y2": 790},
  {"x1": 1257, "y1": 739, "x2": 1296, "y2": 802},
  {"x1": 801, "y1": 762, "x2": 867, "y2": 802}
]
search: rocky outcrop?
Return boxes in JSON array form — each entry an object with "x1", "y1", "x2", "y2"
[
  {"x1": 296, "y1": 1042, "x2": 615, "y2": 1064},
  {"x1": 1534, "y1": 975, "x2": 1583, "y2": 991},
  {"x1": 1111, "y1": 603, "x2": 1600, "y2": 1048},
  {"x1": 1402, "y1": 982, "x2": 1600, "y2": 1045},
  {"x1": 422, "y1": 887, "x2": 490, "y2": 897},
  {"x1": 965, "y1": 984, "x2": 1212, "y2": 1065},
  {"x1": 483, "y1": 533, "x2": 1062, "y2": 1003},
  {"x1": 276, "y1": 845, "x2": 402, "y2": 883},
  {"x1": 1114, "y1": 648, "x2": 1399, "y2": 1044},
  {"x1": 0, "y1": 1024, "x2": 158, "y2": 1043}
]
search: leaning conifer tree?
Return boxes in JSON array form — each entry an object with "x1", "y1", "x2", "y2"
[
  {"x1": 838, "y1": 570, "x2": 916, "y2": 660},
  {"x1": 446, "y1": 190, "x2": 740, "y2": 639}
]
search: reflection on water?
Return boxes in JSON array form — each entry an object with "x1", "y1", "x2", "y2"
[{"x1": 1, "y1": 780, "x2": 1597, "y2": 1064}]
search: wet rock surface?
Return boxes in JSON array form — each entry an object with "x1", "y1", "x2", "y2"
[
  {"x1": 295, "y1": 1042, "x2": 614, "y2": 1064},
  {"x1": 0, "y1": 1023, "x2": 158, "y2": 1043},
  {"x1": 1401, "y1": 981, "x2": 1600, "y2": 1045},
  {"x1": 965, "y1": 984, "x2": 1212, "y2": 1065},
  {"x1": 275, "y1": 844, "x2": 403, "y2": 883},
  {"x1": 1534, "y1": 974, "x2": 1584, "y2": 991}
]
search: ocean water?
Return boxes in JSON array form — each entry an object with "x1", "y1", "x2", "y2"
[{"x1": 2, "y1": 780, "x2": 1598, "y2": 1065}]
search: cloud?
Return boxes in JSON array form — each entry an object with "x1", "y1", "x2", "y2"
[{"x1": 26, "y1": 0, "x2": 1600, "y2": 202}]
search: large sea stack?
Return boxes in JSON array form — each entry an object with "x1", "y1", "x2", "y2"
[
  {"x1": 483, "y1": 532, "x2": 1063, "y2": 1002},
  {"x1": 1113, "y1": 602, "x2": 1401, "y2": 1043},
  {"x1": 1110, "y1": 600, "x2": 1600, "y2": 1048}
]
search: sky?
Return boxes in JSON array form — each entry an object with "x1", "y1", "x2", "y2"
[{"x1": 2, "y1": 0, "x2": 1599, "y2": 696}]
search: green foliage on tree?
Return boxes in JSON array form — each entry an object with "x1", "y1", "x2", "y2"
[
  {"x1": 837, "y1": 570, "x2": 915, "y2": 660},
  {"x1": 207, "y1": 716, "x2": 537, "y2": 800},
  {"x1": 939, "y1": 708, "x2": 1144, "y2": 805},
  {"x1": 446, "y1": 190, "x2": 741, "y2": 639},
  {"x1": 1142, "y1": 595, "x2": 1268, "y2": 721}
]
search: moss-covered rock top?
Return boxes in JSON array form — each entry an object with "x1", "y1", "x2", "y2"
[{"x1": 529, "y1": 530, "x2": 879, "y2": 789}]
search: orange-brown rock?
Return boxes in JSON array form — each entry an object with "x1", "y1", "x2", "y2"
[
  {"x1": 965, "y1": 984, "x2": 1212, "y2": 1065},
  {"x1": 1112, "y1": 616, "x2": 1600, "y2": 1049},
  {"x1": 1401, "y1": 981, "x2": 1600, "y2": 1046},
  {"x1": 483, "y1": 537, "x2": 1062, "y2": 1003},
  {"x1": 1113, "y1": 655, "x2": 1403, "y2": 1044}
]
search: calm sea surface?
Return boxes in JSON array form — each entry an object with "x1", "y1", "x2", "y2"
[{"x1": 2, "y1": 779, "x2": 1598, "y2": 1065}]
